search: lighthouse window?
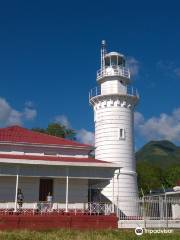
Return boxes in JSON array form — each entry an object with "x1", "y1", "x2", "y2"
[
  {"x1": 111, "y1": 56, "x2": 117, "y2": 66},
  {"x1": 118, "y1": 57, "x2": 125, "y2": 66},
  {"x1": 118, "y1": 57, "x2": 122, "y2": 66},
  {"x1": 105, "y1": 57, "x2": 110, "y2": 66},
  {"x1": 94, "y1": 111, "x2": 96, "y2": 122},
  {"x1": 119, "y1": 128, "x2": 125, "y2": 140}
]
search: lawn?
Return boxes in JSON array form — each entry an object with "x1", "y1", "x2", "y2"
[{"x1": 0, "y1": 229, "x2": 180, "y2": 240}]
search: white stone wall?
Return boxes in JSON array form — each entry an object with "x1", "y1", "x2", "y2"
[
  {"x1": 92, "y1": 95, "x2": 138, "y2": 216},
  {"x1": 95, "y1": 99, "x2": 135, "y2": 171}
]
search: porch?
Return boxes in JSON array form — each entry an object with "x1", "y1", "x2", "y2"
[{"x1": 0, "y1": 159, "x2": 119, "y2": 214}]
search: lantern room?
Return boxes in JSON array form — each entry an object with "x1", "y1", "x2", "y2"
[{"x1": 104, "y1": 52, "x2": 125, "y2": 67}]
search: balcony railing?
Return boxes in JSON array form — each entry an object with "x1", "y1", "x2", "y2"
[
  {"x1": 0, "y1": 202, "x2": 113, "y2": 216},
  {"x1": 89, "y1": 86, "x2": 139, "y2": 100},
  {"x1": 97, "y1": 66, "x2": 130, "y2": 81}
]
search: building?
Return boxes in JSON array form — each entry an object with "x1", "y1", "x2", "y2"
[
  {"x1": 0, "y1": 125, "x2": 119, "y2": 212},
  {"x1": 0, "y1": 41, "x2": 141, "y2": 229},
  {"x1": 89, "y1": 41, "x2": 139, "y2": 215}
]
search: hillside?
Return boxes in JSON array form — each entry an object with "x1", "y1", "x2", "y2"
[{"x1": 136, "y1": 140, "x2": 180, "y2": 168}]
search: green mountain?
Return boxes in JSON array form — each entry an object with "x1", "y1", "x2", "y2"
[{"x1": 136, "y1": 140, "x2": 180, "y2": 168}]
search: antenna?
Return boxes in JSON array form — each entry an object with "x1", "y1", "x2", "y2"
[{"x1": 101, "y1": 40, "x2": 106, "y2": 69}]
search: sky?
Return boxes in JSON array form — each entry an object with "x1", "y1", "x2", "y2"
[{"x1": 0, "y1": 0, "x2": 180, "y2": 148}]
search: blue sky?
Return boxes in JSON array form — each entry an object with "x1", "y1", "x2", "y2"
[{"x1": 0, "y1": 0, "x2": 180, "y2": 148}]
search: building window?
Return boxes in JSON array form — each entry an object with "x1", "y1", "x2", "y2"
[
  {"x1": 94, "y1": 111, "x2": 96, "y2": 122},
  {"x1": 119, "y1": 128, "x2": 125, "y2": 140}
]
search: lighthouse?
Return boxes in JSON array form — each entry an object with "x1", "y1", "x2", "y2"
[{"x1": 89, "y1": 41, "x2": 139, "y2": 215}]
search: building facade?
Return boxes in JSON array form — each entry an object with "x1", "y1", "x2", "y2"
[{"x1": 0, "y1": 126, "x2": 118, "y2": 211}]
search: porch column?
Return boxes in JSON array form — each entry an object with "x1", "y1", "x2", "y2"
[
  {"x1": 112, "y1": 176, "x2": 115, "y2": 212},
  {"x1": 117, "y1": 173, "x2": 120, "y2": 208},
  {"x1": 65, "y1": 169, "x2": 69, "y2": 212},
  {"x1": 14, "y1": 173, "x2": 19, "y2": 212},
  {"x1": 117, "y1": 169, "x2": 120, "y2": 209}
]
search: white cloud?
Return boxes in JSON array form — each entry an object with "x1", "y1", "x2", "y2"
[
  {"x1": 0, "y1": 98, "x2": 15, "y2": 123},
  {"x1": 126, "y1": 56, "x2": 140, "y2": 77},
  {"x1": 135, "y1": 108, "x2": 180, "y2": 142},
  {"x1": 54, "y1": 115, "x2": 95, "y2": 145},
  {"x1": 134, "y1": 111, "x2": 144, "y2": 126},
  {"x1": 54, "y1": 115, "x2": 71, "y2": 128},
  {"x1": 0, "y1": 97, "x2": 37, "y2": 127},
  {"x1": 7, "y1": 110, "x2": 22, "y2": 126},
  {"x1": 76, "y1": 129, "x2": 95, "y2": 145},
  {"x1": 157, "y1": 60, "x2": 180, "y2": 78},
  {"x1": 24, "y1": 107, "x2": 37, "y2": 120}
]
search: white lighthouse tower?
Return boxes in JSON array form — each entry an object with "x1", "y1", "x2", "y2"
[{"x1": 89, "y1": 41, "x2": 139, "y2": 216}]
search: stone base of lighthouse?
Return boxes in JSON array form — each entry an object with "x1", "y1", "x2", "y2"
[{"x1": 101, "y1": 170, "x2": 139, "y2": 217}]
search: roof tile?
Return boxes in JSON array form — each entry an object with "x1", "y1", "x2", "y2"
[{"x1": 0, "y1": 126, "x2": 92, "y2": 148}]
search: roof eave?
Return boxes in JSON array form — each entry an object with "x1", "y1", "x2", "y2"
[{"x1": 0, "y1": 141, "x2": 94, "y2": 151}]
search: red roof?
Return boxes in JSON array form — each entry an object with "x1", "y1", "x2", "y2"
[
  {"x1": 0, "y1": 153, "x2": 107, "y2": 164},
  {"x1": 0, "y1": 126, "x2": 92, "y2": 148}
]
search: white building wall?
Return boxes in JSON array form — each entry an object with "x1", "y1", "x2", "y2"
[
  {"x1": 19, "y1": 177, "x2": 39, "y2": 202},
  {"x1": 95, "y1": 103, "x2": 135, "y2": 171},
  {"x1": 101, "y1": 79, "x2": 127, "y2": 95},
  {"x1": 53, "y1": 178, "x2": 88, "y2": 203},
  {"x1": 0, "y1": 176, "x2": 88, "y2": 203},
  {"x1": 0, "y1": 176, "x2": 39, "y2": 202},
  {"x1": 90, "y1": 45, "x2": 139, "y2": 216},
  {"x1": 92, "y1": 96, "x2": 138, "y2": 216},
  {"x1": 0, "y1": 144, "x2": 90, "y2": 158},
  {"x1": 0, "y1": 176, "x2": 16, "y2": 201}
]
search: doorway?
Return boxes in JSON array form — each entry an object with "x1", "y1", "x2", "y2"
[{"x1": 39, "y1": 178, "x2": 53, "y2": 201}]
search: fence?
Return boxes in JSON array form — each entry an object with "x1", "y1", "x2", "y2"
[
  {"x1": 117, "y1": 196, "x2": 180, "y2": 229},
  {"x1": 0, "y1": 197, "x2": 180, "y2": 228},
  {"x1": 0, "y1": 202, "x2": 113, "y2": 216}
]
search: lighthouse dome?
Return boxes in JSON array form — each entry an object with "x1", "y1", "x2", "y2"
[{"x1": 105, "y1": 51, "x2": 124, "y2": 58}]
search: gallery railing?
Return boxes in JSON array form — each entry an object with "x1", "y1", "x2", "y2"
[{"x1": 89, "y1": 86, "x2": 139, "y2": 100}]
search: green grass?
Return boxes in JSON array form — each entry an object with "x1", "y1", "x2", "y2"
[{"x1": 0, "y1": 229, "x2": 179, "y2": 240}]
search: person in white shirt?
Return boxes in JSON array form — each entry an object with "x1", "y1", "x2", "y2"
[
  {"x1": 46, "y1": 192, "x2": 53, "y2": 210},
  {"x1": 47, "y1": 192, "x2": 53, "y2": 202}
]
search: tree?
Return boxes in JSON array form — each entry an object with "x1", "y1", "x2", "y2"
[
  {"x1": 31, "y1": 127, "x2": 46, "y2": 134},
  {"x1": 137, "y1": 161, "x2": 163, "y2": 194},
  {"x1": 47, "y1": 123, "x2": 67, "y2": 138},
  {"x1": 64, "y1": 128, "x2": 76, "y2": 140},
  {"x1": 162, "y1": 165, "x2": 180, "y2": 188},
  {"x1": 32, "y1": 123, "x2": 76, "y2": 140}
]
